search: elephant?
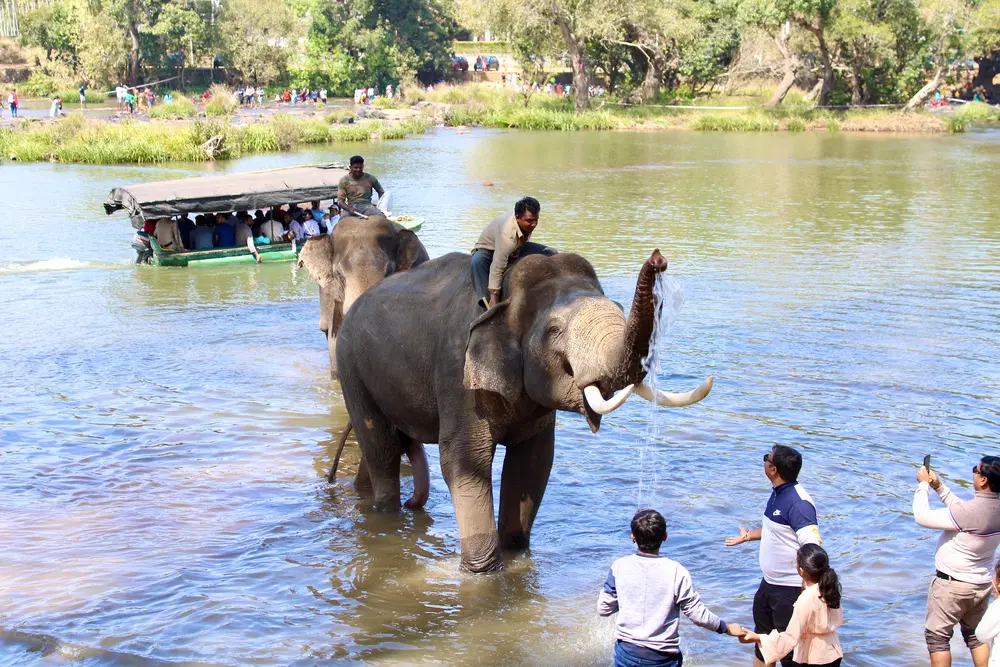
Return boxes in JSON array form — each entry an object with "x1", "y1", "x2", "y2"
[
  {"x1": 335, "y1": 248, "x2": 713, "y2": 573},
  {"x1": 297, "y1": 214, "x2": 429, "y2": 378}
]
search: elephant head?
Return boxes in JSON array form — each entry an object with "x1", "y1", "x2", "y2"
[
  {"x1": 299, "y1": 215, "x2": 429, "y2": 376},
  {"x1": 464, "y1": 249, "x2": 712, "y2": 431}
]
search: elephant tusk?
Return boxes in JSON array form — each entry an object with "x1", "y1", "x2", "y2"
[
  {"x1": 635, "y1": 376, "x2": 714, "y2": 407},
  {"x1": 583, "y1": 384, "x2": 634, "y2": 415}
]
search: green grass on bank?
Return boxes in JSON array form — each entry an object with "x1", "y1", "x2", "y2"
[
  {"x1": 0, "y1": 114, "x2": 430, "y2": 164},
  {"x1": 419, "y1": 84, "x2": 956, "y2": 133}
]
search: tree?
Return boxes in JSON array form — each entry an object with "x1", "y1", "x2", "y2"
[
  {"x1": 218, "y1": 0, "x2": 299, "y2": 85},
  {"x1": 293, "y1": 0, "x2": 458, "y2": 94},
  {"x1": 903, "y1": 0, "x2": 974, "y2": 110},
  {"x1": 457, "y1": 0, "x2": 604, "y2": 111}
]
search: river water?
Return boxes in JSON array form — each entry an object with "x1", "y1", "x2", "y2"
[{"x1": 1, "y1": 128, "x2": 998, "y2": 666}]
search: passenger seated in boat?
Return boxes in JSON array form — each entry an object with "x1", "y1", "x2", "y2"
[
  {"x1": 214, "y1": 212, "x2": 236, "y2": 247},
  {"x1": 288, "y1": 214, "x2": 306, "y2": 242},
  {"x1": 154, "y1": 217, "x2": 185, "y2": 251},
  {"x1": 303, "y1": 214, "x2": 321, "y2": 238},
  {"x1": 309, "y1": 200, "x2": 327, "y2": 222},
  {"x1": 235, "y1": 212, "x2": 254, "y2": 247},
  {"x1": 190, "y1": 216, "x2": 214, "y2": 250},
  {"x1": 177, "y1": 213, "x2": 194, "y2": 248},
  {"x1": 261, "y1": 212, "x2": 288, "y2": 243},
  {"x1": 252, "y1": 210, "x2": 266, "y2": 236}
]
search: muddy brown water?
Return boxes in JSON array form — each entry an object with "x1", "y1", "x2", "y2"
[{"x1": 1, "y1": 128, "x2": 999, "y2": 665}]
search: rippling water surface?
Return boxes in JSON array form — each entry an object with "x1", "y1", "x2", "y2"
[{"x1": 1, "y1": 129, "x2": 999, "y2": 666}]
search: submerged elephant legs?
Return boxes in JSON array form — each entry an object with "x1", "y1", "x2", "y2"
[{"x1": 498, "y1": 421, "x2": 555, "y2": 552}]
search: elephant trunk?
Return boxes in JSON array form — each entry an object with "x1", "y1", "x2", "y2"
[{"x1": 612, "y1": 248, "x2": 668, "y2": 389}]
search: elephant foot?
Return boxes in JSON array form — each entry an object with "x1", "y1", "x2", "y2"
[
  {"x1": 404, "y1": 441, "x2": 429, "y2": 510},
  {"x1": 460, "y1": 533, "x2": 503, "y2": 573}
]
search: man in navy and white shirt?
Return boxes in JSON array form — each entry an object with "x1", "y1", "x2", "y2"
[{"x1": 725, "y1": 445, "x2": 821, "y2": 667}]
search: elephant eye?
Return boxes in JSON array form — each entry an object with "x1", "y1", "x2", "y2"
[{"x1": 546, "y1": 324, "x2": 563, "y2": 339}]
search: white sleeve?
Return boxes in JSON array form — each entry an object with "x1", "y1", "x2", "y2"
[
  {"x1": 914, "y1": 483, "x2": 958, "y2": 530},
  {"x1": 977, "y1": 599, "x2": 1000, "y2": 645}
]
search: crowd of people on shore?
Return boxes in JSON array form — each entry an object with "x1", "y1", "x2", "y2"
[{"x1": 591, "y1": 445, "x2": 1000, "y2": 667}]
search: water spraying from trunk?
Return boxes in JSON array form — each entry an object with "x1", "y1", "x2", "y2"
[{"x1": 637, "y1": 273, "x2": 685, "y2": 508}]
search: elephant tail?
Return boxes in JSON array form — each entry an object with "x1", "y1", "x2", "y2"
[{"x1": 327, "y1": 421, "x2": 353, "y2": 483}]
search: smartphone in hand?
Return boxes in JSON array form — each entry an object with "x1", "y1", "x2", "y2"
[{"x1": 923, "y1": 455, "x2": 932, "y2": 471}]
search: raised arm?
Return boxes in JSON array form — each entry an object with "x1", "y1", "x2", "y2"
[
  {"x1": 596, "y1": 568, "x2": 618, "y2": 617},
  {"x1": 913, "y1": 482, "x2": 959, "y2": 530}
]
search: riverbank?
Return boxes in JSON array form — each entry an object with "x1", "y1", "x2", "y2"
[
  {"x1": 4, "y1": 84, "x2": 997, "y2": 165},
  {"x1": 408, "y1": 84, "x2": 1000, "y2": 134},
  {"x1": 0, "y1": 113, "x2": 430, "y2": 164}
]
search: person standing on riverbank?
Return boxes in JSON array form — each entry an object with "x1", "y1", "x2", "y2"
[
  {"x1": 598, "y1": 509, "x2": 746, "y2": 667},
  {"x1": 471, "y1": 197, "x2": 556, "y2": 310},
  {"x1": 725, "y1": 445, "x2": 821, "y2": 667},
  {"x1": 8, "y1": 89, "x2": 18, "y2": 118},
  {"x1": 79, "y1": 84, "x2": 87, "y2": 109},
  {"x1": 914, "y1": 456, "x2": 1000, "y2": 667}
]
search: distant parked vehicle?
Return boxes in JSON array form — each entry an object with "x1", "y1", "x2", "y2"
[
  {"x1": 484, "y1": 56, "x2": 500, "y2": 71},
  {"x1": 451, "y1": 56, "x2": 469, "y2": 71}
]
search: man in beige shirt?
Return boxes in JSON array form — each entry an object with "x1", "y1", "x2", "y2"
[
  {"x1": 153, "y1": 218, "x2": 184, "y2": 251},
  {"x1": 472, "y1": 197, "x2": 556, "y2": 309}
]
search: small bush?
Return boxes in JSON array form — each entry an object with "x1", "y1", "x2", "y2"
[
  {"x1": 19, "y1": 72, "x2": 57, "y2": 97},
  {"x1": 149, "y1": 97, "x2": 198, "y2": 119},
  {"x1": 691, "y1": 113, "x2": 778, "y2": 132},
  {"x1": 945, "y1": 116, "x2": 968, "y2": 134},
  {"x1": 205, "y1": 84, "x2": 239, "y2": 117},
  {"x1": 57, "y1": 88, "x2": 106, "y2": 104},
  {"x1": 954, "y1": 102, "x2": 1000, "y2": 124},
  {"x1": 269, "y1": 114, "x2": 300, "y2": 150},
  {"x1": 825, "y1": 118, "x2": 841, "y2": 133},
  {"x1": 786, "y1": 117, "x2": 807, "y2": 132}
]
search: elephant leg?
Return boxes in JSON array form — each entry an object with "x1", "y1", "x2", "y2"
[
  {"x1": 354, "y1": 453, "x2": 373, "y2": 495},
  {"x1": 403, "y1": 439, "x2": 429, "y2": 509},
  {"x1": 498, "y1": 417, "x2": 555, "y2": 552},
  {"x1": 440, "y1": 433, "x2": 501, "y2": 573},
  {"x1": 351, "y1": 411, "x2": 402, "y2": 510}
]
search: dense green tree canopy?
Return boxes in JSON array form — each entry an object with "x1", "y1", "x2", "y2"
[{"x1": 12, "y1": 0, "x2": 1000, "y2": 103}]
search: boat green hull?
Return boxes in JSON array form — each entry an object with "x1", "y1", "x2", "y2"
[{"x1": 151, "y1": 240, "x2": 298, "y2": 267}]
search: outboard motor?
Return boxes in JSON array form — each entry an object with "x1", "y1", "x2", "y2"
[{"x1": 131, "y1": 231, "x2": 153, "y2": 264}]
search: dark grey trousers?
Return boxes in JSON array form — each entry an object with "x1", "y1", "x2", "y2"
[{"x1": 471, "y1": 243, "x2": 556, "y2": 302}]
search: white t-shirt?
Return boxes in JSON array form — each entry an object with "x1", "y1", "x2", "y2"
[
  {"x1": 289, "y1": 219, "x2": 305, "y2": 241},
  {"x1": 303, "y1": 219, "x2": 321, "y2": 237}
]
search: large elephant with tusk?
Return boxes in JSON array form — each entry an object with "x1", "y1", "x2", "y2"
[{"x1": 335, "y1": 248, "x2": 712, "y2": 573}]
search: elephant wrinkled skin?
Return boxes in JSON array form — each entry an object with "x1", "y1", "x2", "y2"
[
  {"x1": 298, "y1": 215, "x2": 429, "y2": 378},
  {"x1": 335, "y1": 249, "x2": 712, "y2": 573}
]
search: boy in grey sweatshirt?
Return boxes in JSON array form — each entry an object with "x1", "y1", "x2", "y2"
[{"x1": 598, "y1": 509, "x2": 745, "y2": 666}]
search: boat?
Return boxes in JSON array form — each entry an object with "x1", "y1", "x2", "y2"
[{"x1": 104, "y1": 164, "x2": 424, "y2": 267}]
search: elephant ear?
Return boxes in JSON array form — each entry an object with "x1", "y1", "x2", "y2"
[
  {"x1": 396, "y1": 229, "x2": 429, "y2": 271},
  {"x1": 299, "y1": 234, "x2": 336, "y2": 283},
  {"x1": 464, "y1": 301, "x2": 522, "y2": 404}
]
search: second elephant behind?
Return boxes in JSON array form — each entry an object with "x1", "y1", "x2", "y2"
[{"x1": 298, "y1": 215, "x2": 429, "y2": 377}]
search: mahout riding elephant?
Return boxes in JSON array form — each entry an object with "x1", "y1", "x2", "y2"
[
  {"x1": 298, "y1": 215, "x2": 428, "y2": 378},
  {"x1": 335, "y1": 248, "x2": 713, "y2": 572}
]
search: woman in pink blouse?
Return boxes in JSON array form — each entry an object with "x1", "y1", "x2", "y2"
[{"x1": 741, "y1": 544, "x2": 844, "y2": 666}]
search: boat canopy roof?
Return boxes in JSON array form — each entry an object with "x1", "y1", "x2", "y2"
[{"x1": 104, "y1": 164, "x2": 348, "y2": 229}]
